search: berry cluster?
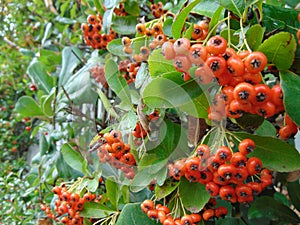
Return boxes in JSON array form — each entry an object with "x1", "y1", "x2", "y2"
[
  {"x1": 40, "y1": 184, "x2": 97, "y2": 225},
  {"x1": 132, "y1": 110, "x2": 159, "y2": 139},
  {"x1": 279, "y1": 114, "x2": 299, "y2": 140},
  {"x1": 209, "y1": 82, "x2": 285, "y2": 121},
  {"x1": 81, "y1": 14, "x2": 116, "y2": 49},
  {"x1": 168, "y1": 139, "x2": 272, "y2": 203},
  {"x1": 141, "y1": 197, "x2": 228, "y2": 224},
  {"x1": 150, "y1": 2, "x2": 165, "y2": 18},
  {"x1": 191, "y1": 21, "x2": 209, "y2": 41},
  {"x1": 118, "y1": 59, "x2": 141, "y2": 84},
  {"x1": 113, "y1": 3, "x2": 127, "y2": 16},
  {"x1": 97, "y1": 130, "x2": 135, "y2": 179},
  {"x1": 90, "y1": 65, "x2": 108, "y2": 88}
]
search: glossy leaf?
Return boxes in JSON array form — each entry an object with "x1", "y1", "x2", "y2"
[
  {"x1": 61, "y1": 143, "x2": 91, "y2": 176},
  {"x1": 27, "y1": 61, "x2": 54, "y2": 94},
  {"x1": 172, "y1": 0, "x2": 201, "y2": 39},
  {"x1": 80, "y1": 202, "x2": 116, "y2": 218},
  {"x1": 123, "y1": 1, "x2": 140, "y2": 16},
  {"x1": 233, "y1": 132, "x2": 300, "y2": 172},
  {"x1": 15, "y1": 96, "x2": 44, "y2": 117},
  {"x1": 257, "y1": 32, "x2": 296, "y2": 70},
  {"x1": 208, "y1": 6, "x2": 224, "y2": 36},
  {"x1": 248, "y1": 196, "x2": 300, "y2": 223},
  {"x1": 255, "y1": 120, "x2": 276, "y2": 137},
  {"x1": 246, "y1": 24, "x2": 265, "y2": 51},
  {"x1": 103, "y1": 9, "x2": 113, "y2": 33},
  {"x1": 219, "y1": 0, "x2": 244, "y2": 17},
  {"x1": 104, "y1": 59, "x2": 132, "y2": 106},
  {"x1": 116, "y1": 203, "x2": 158, "y2": 225},
  {"x1": 192, "y1": 0, "x2": 221, "y2": 18},
  {"x1": 178, "y1": 93, "x2": 209, "y2": 118},
  {"x1": 287, "y1": 181, "x2": 300, "y2": 212},
  {"x1": 143, "y1": 72, "x2": 203, "y2": 109},
  {"x1": 155, "y1": 179, "x2": 180, "y2": 199},
  {"x1": 179, "y1": 177, "x2": 210, "y2": 213},
  {"x1": 236, "y1": 113, "x2": 264, "y2": 131},
  {"x1": 280, "y1": 70, "x2": 300, "y2": 126},
  {"x1": 112, "y1": 16, "x2": 138, "y2": 35},
  {"x1": 58, "y1": 46, "x2": 82, "y2": 86},
  {"x1": 42, "y1": 90, "x2": 55, "y2": 117},
  {"x1": 148, "y1": 49, "x2": 176, "y2": 77},
  {"x1": 97, "y1": 88, "x2": 120, "y2": 119}
]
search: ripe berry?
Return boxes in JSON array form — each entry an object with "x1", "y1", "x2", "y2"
[
  {"x1": 238, "y1": 139, "x2": 255, "y2": 155},
  {"x1": 188, "y1": 44, "x2": 207, "y2": 65},
  {"x1": 246, "y1": 157, "x2": 262, "y2": 175},
  {"x1": 206, "y1": 36, "x2": 227, "y2": 55},
  {"x1": 244, "y1": 51, "x2": 268, "y2": 73},
  {"x1": 173, "y1": 55, "x2": 192, "y2": 73},
  {"x1": 162, "y1": 41, "x2": 176, "y2": 60},
  {"x1": 215, "y1": 146, "x2": 232, "y2": 162}
]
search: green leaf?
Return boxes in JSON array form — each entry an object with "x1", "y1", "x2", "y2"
[
  {"x1": 280, "y1": 71, "x2": 300, "y2": 126},
  {"x1": 104, "y1": 59, "x2": 132, "y2": 106},
  {"x1": 61, "y1": 143, "x2": 91, "y2": 176},
  {"x1": 163, "y1": 18, "x2": 173, "y2": 37},
  {"x1": 39, "y1": 133, "x2": 49, "y2": 156},
  {"x1": 94, "y1": 0, "x2": 105, "y2": 15},
  {"x1": 131, "y1": 159, "x2": 168, "y2": 192},
  {"x1": 105, "y1": 178, "x2": 120, "y2": 210},
  {"x1": 257, "y1": 32, "x2": 296, "y2": 70},
  {"x1": 179, "y1": 177, "x2": 210, "y2": 213},
  {"x1": 172, "y1": 0, "x2": 201, "y2": 39},
  {"x1": 15, "y1": 96, "x2": 44, "y2": 117},
  {"x1": 246, "y1": 24, "x2": 265, "y2": 51},
  {"x1": 107, "y1": 38, "x2": 131, "y2": 57},
  {"x1": 97, "y1": 89, "x2": 119, "y2": 119},
  {"x1": 183, "y1": 23, "x2": 194, "y2": 39},
  {"x1": 27, "y1": 61, "x2": 54, "y2": 94},
  {"x1": 80, "y1": 202, "x2": 116, "y2": 218},
  {"x1": 103, "y1": 9, "x2": 114, "y2": 33},
  {"x1": 116, "y1": 203, "x2": 158, "y2": 225},
  {"x1": 155, "y1": 179, "x2": 180, "y2": 199},
  {"x1": 58, "y1": 47, "x2": 82, "y2": 86},
  {"x1": 216, "y1": 218, "x2": 246, "y2": 225},
  {"x1": 121, "y1": 185, "x2": 130, "y2": 203},
  {"x1": 220, "y1": 29, "x2": 240, "y2": 46},
  {"x1": 42, "y1": 90, "x2": 55, "y2": 117},
  {"x1": 178, "y1": 93, "x2": 209, "y2": 118},
  {"x1": 143, "y1": 72, "x2": 203, "y2": 109},
  {"x1": 262, "y1": 3, "x2": 300, "y2": 35},
  {"x1": 236, "y1": 113, "x2": 264, "y2": 131},
  {"x1": 208, "y1": 6, "x2": 224, "y2": 36},
  {"x1": 123, "y1": 1, "x2": 140, "y2": 16},
  {"x1": 148, "y1": 49, "x2": 176, "y2": 77},
  {"x1": 287, "y1": 181, "x2": 300, "y2": 212},
  {"x1": 219, "y1": 0, "x2": 244, "y2": 17},
  {"x1": 192, "y1": 0, "x2": 221, "y2": 18},
  {"x1": 111, "y1": 16, "x2": 138, "y2": 35},
  {"x1": 248, "y1": 196, "x2": 300, "y2": 223},
  {"x1": 135, "y1": 62, "x2": 148, "y2": 89},
  {"x1": 233, "y1": 132, "x2": 300, "y2": 172},
  {"x1": 255, "y1": 120, "x2": 276, "y2": 137}
]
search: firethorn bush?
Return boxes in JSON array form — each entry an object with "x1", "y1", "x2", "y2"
[{"x1": 2, "y1": 0, "x2": 300, "y2": 224}]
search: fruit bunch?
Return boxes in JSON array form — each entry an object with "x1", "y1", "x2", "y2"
[
  {"x1": 141, "y1": 197, "x2": 228, "y2": 224},
  {"x1": 81, "y1": 14, "x2": 116, "y2": 49},
  {"x1": 168, "y1": 138, "x2": 272, "y2": 203},
  {"x1": 150, "y1": 2, "x2": 165, "y2": 18},
  {"x1": 40, "y1": 184, "x2": 97, "y2": 225},
  {"x1": 279, "y1": 113, "x2": 299, "y2": 140},
  {"x1": 97, "y1": 130, "x2": 136, "y2": 179},
  {"x1": 119, "y1": 59, "x2": 141, "y2": 84},
  {"x1": 90, "y1": 65, "x2": 108, "y2": 88}
]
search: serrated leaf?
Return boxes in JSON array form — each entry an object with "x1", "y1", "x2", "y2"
[
  {"x1": 80, "y1": 202, "x2": 116, "y2": 218},
  {"x1": 61, "y1": 143, "x2": 91, "y2": 176},
  {"x1": 172, "y1": 0, "x2": 201, "y2": 39},
  {"x1": 27, "y1": 61, "x2": 54, "y2": 94},
  {"x1": 104, "y1": 59, "x2": 132, "y2": 107},
  {"x1": 280, "y1": 71, "x2": 300, "y2": 126},
  {"x1": 257, "y1": 32, "x2": 296, "y2": 70},
  {"x1": 116, "y1": 203, "x2": 158, "y2": 225},
  {"x1": 15, "y1": 96, "x2": 44, "y2": 117},
  {"x1": 179, "y1": 177, "x2": 210, "y2": 213},
  {"x1": 248, "y1": 196, "x2": 300, "y2": 223},
  {"x1": 233, "y1": 132, "x2": 300, "y2": 172}
]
